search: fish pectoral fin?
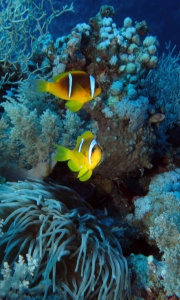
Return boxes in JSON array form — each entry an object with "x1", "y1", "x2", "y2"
[
  {"x1": 79, "y1": 170, "x2": 92, "y2": 182},
  {"x1": 77, "y1": 166, "x2": 88, "y2": 178},
  {"x1": 53, "y1": 145, "x2": 71, "y2": 161},
  {"x1": 66, "y1": 100, "x2": 84, "y2": 112},
  {"x1": 68, "y1": 151, "x2": 85, "y2": 171},
  {"x1": 73, "y1": 82, "x2": 90, "y2": 98},
  {"x1": 68, "y1": 160, "x2": 80, "y2": 172}
]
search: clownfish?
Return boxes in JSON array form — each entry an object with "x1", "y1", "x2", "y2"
[
  {"x1": 54, "y1": 131, "x2": 102, "y2": 181},
  {"x1": 31, "y1": 71, "x2": 101, "y2": 112}
]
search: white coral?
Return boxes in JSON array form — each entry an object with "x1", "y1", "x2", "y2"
[{"x1": 0, "y1": 254, "x2": 38, "y2": 296}]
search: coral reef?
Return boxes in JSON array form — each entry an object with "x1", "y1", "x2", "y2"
[
  {"x1": 127, "y1": 253, "x2": 172, "y2": 300},
  {"x1": 0, "y1": 5, "x2": 162, "y2": 181},
  {"x1": 89, "y1": 94, "x2": 157, "y2": 178},
  {"x1": 127, "y1": 169, "x2": 180, "y2": 298},
  {"x1": 0, "y1": 2, "x2": 180, "y2": 300},
  {"x1": 86, "y1": 98, "x2": 156, "y2": 179},
  {"x1": 45, "y1": 5, "x2": 160, "y2": 179}
]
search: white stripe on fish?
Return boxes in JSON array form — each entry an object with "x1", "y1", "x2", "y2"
[
  {"x1": 68, "y1": 73, "x2": 72, "y2": 99},
  {"x1": 88, "y1": 139, "x2": 97, "y2": 164},
  {"x1": 78, "y1": 138, "x2": 84, "y2": 152},
  {"x1": 90, "y1": 75, "x2": 95, "y2": 98}
]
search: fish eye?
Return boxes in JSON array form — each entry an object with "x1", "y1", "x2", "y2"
[{"x1": 92, "y1": 145, "x2": 97, "y2": 153}]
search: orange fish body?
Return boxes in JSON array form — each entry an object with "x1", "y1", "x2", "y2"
[
  {"x1": 54, "y1": 131, "x2": 102, "y2": 181},
  {"x1": 31, "y1": 71, "x2": 101, "y2": 112}
]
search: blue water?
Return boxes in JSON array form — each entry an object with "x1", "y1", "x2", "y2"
[{"x1": 49, "y1": 0, "x2": 180, "y2": 54}]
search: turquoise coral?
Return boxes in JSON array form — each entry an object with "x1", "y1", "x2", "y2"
[{"x1": 128, "y1": 169, "x2": 180, "y2": 297}]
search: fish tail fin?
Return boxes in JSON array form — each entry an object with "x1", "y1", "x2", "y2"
[
  {"x1": 54, "y1": 145, "x2": 72, "y2": 162},
  {"x1": 30, "y1": 79, "x2": 49, "y2": 93}
]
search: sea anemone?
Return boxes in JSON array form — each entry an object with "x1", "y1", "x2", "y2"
[{"x1": 0, "y1": 179, "x2": 131, "y2": 299}]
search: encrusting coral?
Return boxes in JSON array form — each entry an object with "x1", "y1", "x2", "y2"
[
  {"x1": 0, "y1": 179, "x2": 131, "y2": 299},
  {"x1": 127, "y1": 168, "x2": 180, "y2": 298}
]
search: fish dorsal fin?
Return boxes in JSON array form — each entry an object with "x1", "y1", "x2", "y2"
[
  {"x1": 52, "y1": 71, "x2": 86, "y2": 82},
  {"x1": 52, "y1": 72, "x2": 67, "y2": 82},
  {"x1": 81, "y1": 131, "x2": 94, "y2": 140},
  {"x1": 74, "y1": 131, "x2": 94, "y2": 152},
  {"x1": 69, "y1": 70, "x2": 87, "y2": 76},
  {"x1": 66, "y1": 100, "x2": 84, "y2": 112}
]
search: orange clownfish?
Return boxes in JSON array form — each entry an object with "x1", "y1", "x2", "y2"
[
  {"x1": 31, "y1": 71, "x2": 101, "y2": 112},
  {"x1": 54, "y1": 131, "x2": 102, "y2": 181}
]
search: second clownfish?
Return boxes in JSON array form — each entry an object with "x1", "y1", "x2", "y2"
[
  {"x1": 31, "y1": 71, "x2": 101, "y2": 112},
  {"x1": 54, "y1": 131, "x2": 102, "y2": 181}
]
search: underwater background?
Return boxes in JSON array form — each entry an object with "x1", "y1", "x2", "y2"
[
  {"x1": 0, "y1": 0, "x2": 180, "y2": 299},
  {"x1": 46, "y1": 0, "x2": 180, "y2": 54}
]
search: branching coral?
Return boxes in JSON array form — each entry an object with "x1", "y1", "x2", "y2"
[
  {"x1": 0, "y1": 254, "x2": 38, "y2": 297},
  {"x1": 0, "y1": 95, "x2": 62, "y2": 180},
  {"x1": 0, "y1": 0, "x2": 74, "y2": 77},
  {"x1": 144, "y1": 44, "x2": 180, "y2": 129},
  {"x1": 0, "y1": 179, "x2": 131, "y2": 300},
  {"x1": 0, "y1": 81, "x2": 90, "y2": 180}
]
